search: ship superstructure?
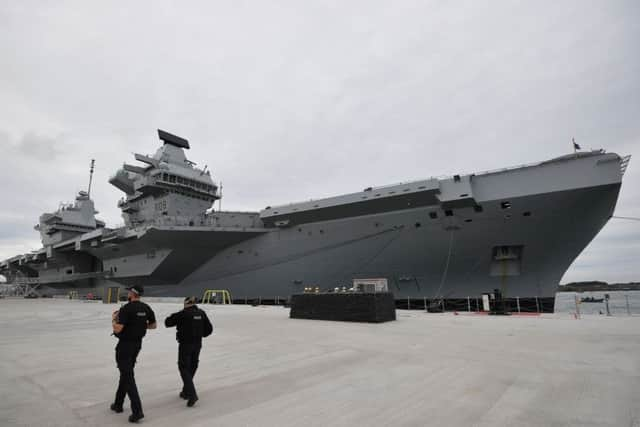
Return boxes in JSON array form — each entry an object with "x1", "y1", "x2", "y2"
[
  {"x1": 36, "y1": 190, "x2": 104, "y2": 246},
  {"x1": 0, "y1": 129, "x2": 631, "y2": 312},
  {"x1": 109, "y1": 130, "x2": 219, "y2": 228},
  {"x1": 86, "y1": 130, "x2": 267, "y2": 285},
  {"x1": 1, "y1": 186, "x2": 106, "y2": 287}
]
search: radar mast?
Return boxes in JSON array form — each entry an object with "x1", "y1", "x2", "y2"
[{"x1": 87, "y1": 159, "x2": 95, "y2": 198}]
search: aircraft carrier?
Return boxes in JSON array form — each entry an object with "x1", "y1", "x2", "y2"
[{"x1": 0, "y1": 130, "x2": 631, "y2": 311}]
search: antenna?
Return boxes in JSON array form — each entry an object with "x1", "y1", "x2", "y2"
[
  {"x1": 218, "y1": 181, "x2": 223, "y2": 212},
  {"x1": 87, "y1": 159, "x2": 95, "y2": 198}
]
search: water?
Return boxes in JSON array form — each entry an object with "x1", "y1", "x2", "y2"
[{"x1": 555, "y1": 290, "x2": 640, "y2": 315}]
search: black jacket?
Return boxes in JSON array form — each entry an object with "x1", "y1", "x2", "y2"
[
  {"x1": 116, "y1": 300, "x2": 156, "y2": 342},
  {"x1": 165, "y1": 305, "x2": 213, "y2": 344}
]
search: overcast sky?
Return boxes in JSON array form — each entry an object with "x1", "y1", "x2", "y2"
[{"x1": 0, "y1": 1, "x2": 638, "y2": 283}]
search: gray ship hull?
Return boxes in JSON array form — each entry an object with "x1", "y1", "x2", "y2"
[
  {"x1": 87, "y1": 227, "x2": 268, "y2": 286},
  {"x1": 164, "y1": 182, "x2": 620, "y2": 303}
]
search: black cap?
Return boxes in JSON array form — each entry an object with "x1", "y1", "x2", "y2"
[{"x1": 126, "y1": 285, "x2": 144, "y2": 296}]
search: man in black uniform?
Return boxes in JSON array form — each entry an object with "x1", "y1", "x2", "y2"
[
  {"x1": 165, "y1": 296, "x2": 213, "y2": 407},
  {"x1": 110, "y1": 285, "x2": 157, "y2": 423}
]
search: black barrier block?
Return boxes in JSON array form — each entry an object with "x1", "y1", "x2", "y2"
[{"x1": 290, "y1": 292, "x2": 396, "y2": 323}]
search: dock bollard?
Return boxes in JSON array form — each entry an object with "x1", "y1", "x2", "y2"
[
  {"x1": 516, "y1": 296, "x2": 521, "y2": 313},
  {"x1": 467, "y1": 296, "x2": 471, "y2": 312}
]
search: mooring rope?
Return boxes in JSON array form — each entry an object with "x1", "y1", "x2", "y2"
[
  {"x1": 431, "y1": 227, "x2": 455, "y2": 304},
  {"x1": 612, "y1": 216, "x2": 640, "y2": 221}
]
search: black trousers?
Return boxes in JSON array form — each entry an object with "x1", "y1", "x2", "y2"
[
  {"x1": 178, "y1": 342, "x2": 201, "y2": 399},
  {"x1": 114, "y1": 340, "x2": 143, "y2": 415}
]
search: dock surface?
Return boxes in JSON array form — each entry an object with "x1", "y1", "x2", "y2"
[{"x1": 1, "y1": 299, "x2": 639, "y2": 426}]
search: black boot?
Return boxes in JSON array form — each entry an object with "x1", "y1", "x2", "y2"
[
  {"x1": 187, "y1": 396, "x2": 198, "y2": 407},
  {"x1": 110, "y1": 403, "x2": 123, "y2": 413},
  {"x1": 129, "y1": 413, "x2": 144, "y2": 423},
  {"x1": 179, "y1": 391, "x2": 188, "y2": 400}
]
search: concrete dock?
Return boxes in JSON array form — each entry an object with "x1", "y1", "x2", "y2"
[{"x1": 1, "y1": 299, "x2": 639, "y2": 427}]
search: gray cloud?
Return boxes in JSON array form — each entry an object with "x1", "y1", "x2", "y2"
[
  {"x1": 16, "y1": 132, "x2": 64, "y2": 160},
  {"x1": 0, "y1": 1, "x2": 639, "y2": 283},
  {"x1": 0, "y1": 214, "x2": 37, "y2": 240}
]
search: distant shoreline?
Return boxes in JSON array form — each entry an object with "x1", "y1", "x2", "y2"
[{"x1": 558, "y1": 281, "x2": 640, "y2": 292}]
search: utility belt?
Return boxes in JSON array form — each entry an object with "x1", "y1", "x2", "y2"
[
  {"x1": 178, "y1": 338, "x2": 202, "y2": 346},
  {"x1": 117, "y1": 339, "x2": 143, "y2": 348}
]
